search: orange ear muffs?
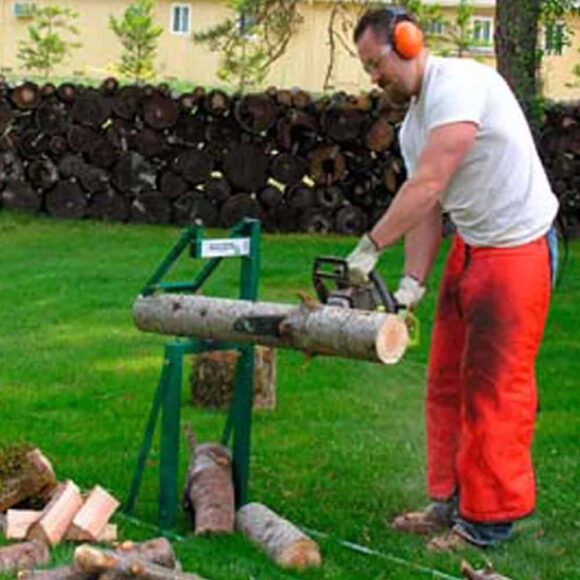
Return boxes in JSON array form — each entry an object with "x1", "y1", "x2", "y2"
[{"x1": 393, "y1": 20, "x2": 424, "y2": 59}]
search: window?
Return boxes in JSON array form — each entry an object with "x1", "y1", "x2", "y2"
[
  {"x1": 472, "y1": 17, "x2": 493, "y2": 46},
  {"x1": 171, "y1": 4, "x2": 190, "y2": 35},
  {"x1": 544, "y1": 22, "x2": 566, "y2": 56},
  {"x1": 424, "y1": 19, "x2": 444, "y2": 36}
]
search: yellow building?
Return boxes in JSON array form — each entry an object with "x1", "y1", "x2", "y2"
[{"x1": 0, "y1": 0, "x2": 578, "y2": 100}]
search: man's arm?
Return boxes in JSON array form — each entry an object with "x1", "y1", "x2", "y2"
[
  {"x1": 402, "y1": 203, "x2": 442, "y2": 284},
  {"x1": 370, "y1": 121, "x2": 478, "y2": 250}
]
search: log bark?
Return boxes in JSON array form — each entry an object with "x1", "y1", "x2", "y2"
[
  {"x1": 182, "y1": 434, "x2": 235, "y2": 535},
  {"x1": 1, "y1": 180, "x2": 42, "y2": 214},
  {"x1": 28, "y1": 480, "x2": 84, "y2": 546},
  {"x1": 236, "y1": 502, "x2": 321, "y2": 570},
  {"x1": 45, "y1": 181, "x2": 88, "y2": 220},
  {"x1": 0, "y1": 448, "x2": 57, "y2": 512},
  {"x1": 132, "y1": 294, "x2": 408, "y2": 365},
  {"x1": 219, "y1": 194, "x2": 261, "y2": 229},
  {"x1": 74, "y1": 544, "x2": 205, "y2": 579},
  {"x1": 114, "y1": 538, "x2": 176, "y2": 569},
  {"x1": 17, "y1": 565, "x2": 86, "y2": 580},
  {"x1": 0, "y1": 541, "x2": 50, "y2": 575},
  {"x1": 4, "y1": 509, "x2": 42, "y2": 540},
  {"x1": 223, "y1": 143, "x2": 269, "y2": 193},
  {"x1": 190, "y1": 346, "x2": 276, "y2": 410},
  {"x1": 66, "y1": 485, "x2": 120, "y2": 542},
  {"x1": 10, "y1": 82, "x2": 41, "y2": 110}
]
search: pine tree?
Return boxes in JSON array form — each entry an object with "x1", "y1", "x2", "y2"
[
  {"x1": 17, "y1": 6, "x2": 81, "y2": 79},
  {"x1": 109, "y1": 0, "x2": 163, "y2": 82}
]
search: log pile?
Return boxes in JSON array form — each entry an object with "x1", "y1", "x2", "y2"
[
  {"x1": 540, "y1": 101, "x2": 580, "y2": 234},
  {"x1": 0, "y1": 80, "x2": 577, "y2": 232},
  {"x1": 1, "y1": 446, "x2": 120, "y2": 547},
  {"x1": 0, "y1": 78, "x2": 409, "y2": 233}
]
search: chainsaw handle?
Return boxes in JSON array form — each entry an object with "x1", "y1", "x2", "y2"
[{"x1": 369, "y1": 270, "x2": 398, "y2": 314}]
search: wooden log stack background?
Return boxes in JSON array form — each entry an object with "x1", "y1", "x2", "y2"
[{"x1": 0, "y1": 77, "x2": 578, "y2": 234}]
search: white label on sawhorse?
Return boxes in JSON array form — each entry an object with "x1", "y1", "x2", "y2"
[{"x1": 201, "y1": 238, "x2": 251, "y2": 258}]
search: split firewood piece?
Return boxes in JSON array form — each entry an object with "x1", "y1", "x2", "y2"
[
  {"x1": 183, "y1": 428, "x2": 235, "y2": 535},
  {"x1": 461, "y1": 560, "x2": 513, "y2": 580},
  {"x1": 66, "y1": 485, "x2": 120, "y2": 542},
  {"x1": 5, "y1": 509, "x2": 43, "y2": 540},
  {"x1": 28, "y1": 480, "x2": 84, "y2": 546},
  {"x1": 0, "y1": 541, "x2": 50, "y2": 575},
  {"x1": 114, "y1": 537, "x2": 177, "y2": 569},
  {"x1": 97, "y1": 524, "x2": 118, "y2": 543},
  {"x1": 74, "y1": 544, "x2": 205, "y2": 579},
  {"x1": 17, "y1": 565, "x2": 86, "y2": 580},
  {"x1": 236, "y1": 502, "x2": 321, "y2": 570},
  {"x1": 0, "y1": 447, "x2": 58, "y2": 512}
]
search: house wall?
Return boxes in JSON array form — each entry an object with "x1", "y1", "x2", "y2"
[{"x1": 0, "y1": 0, "x2": 577, "y2": 101}]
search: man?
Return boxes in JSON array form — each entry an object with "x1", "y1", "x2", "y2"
[{"x1": 347, "y1": 7, "x2": 559, "y2": 551}]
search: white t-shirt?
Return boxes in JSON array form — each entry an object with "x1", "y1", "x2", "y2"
[{"x1": 399, "y1": 55, "x2": 559, "y2": 247}]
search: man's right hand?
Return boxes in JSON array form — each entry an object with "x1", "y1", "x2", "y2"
[
  {"x1": 394, "y1": 275, "x2": 426, "y2": 309},
  {"x1": 345, "y1": 234, "x2": 382, "y2": 286}
]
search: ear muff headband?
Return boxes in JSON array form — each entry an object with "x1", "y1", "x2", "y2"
[{"x1": 382, "y1": 7, "x2": 424, "y2": 59}]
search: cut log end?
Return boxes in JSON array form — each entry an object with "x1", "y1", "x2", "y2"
[
  {"x1": 376, "y1": 314, "x2": 409, "y2": 365},
  {"x1": 278, "y1": 538, "x2": 322, "y2": 570}
]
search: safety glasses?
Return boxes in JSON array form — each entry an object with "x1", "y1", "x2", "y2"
[{"x1": 362, "y1": 45, "x2": 393, "y2": 75}]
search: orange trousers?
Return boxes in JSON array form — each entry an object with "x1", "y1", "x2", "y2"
[{"x1": 426, "y1": 235, "x2": 551, "y2": 523}]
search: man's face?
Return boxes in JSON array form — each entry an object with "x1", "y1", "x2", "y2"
[{"x1": 357, "y1": 28, "x2": 407, "y2": 99}]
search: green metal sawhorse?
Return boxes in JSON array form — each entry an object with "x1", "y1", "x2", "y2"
[{"x1": 125, "y1": 218, "x2": 261, "y2": 530}]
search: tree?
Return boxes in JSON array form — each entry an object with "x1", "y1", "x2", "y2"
[
  {"x1": 17, "y1": 6, "x2": 81, "y2": 79},
  {"x1": 193, "y1": 0, "x2": 302, "y2": 93},
  {"x1": 495, "y1": 0, "x2": 577, "y2": 128},
  {"x1": 109, "y1": 0, "x2": 163, "y2": 82},
  {"x1": 441, "y1": 0, "x2": 474, "y2": 58}
]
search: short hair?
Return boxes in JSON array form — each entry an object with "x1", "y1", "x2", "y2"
[{"x1": 353, "y1": 7, "x2": 418, "y2": 45}]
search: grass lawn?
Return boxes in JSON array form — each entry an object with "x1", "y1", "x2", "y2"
[{"x1": 1, "y1": 211, "x2": 579, "y2": 579}]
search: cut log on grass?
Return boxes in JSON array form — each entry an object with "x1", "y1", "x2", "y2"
[
  {"x1": 190, "y1": 347, "x2": 277, "y2": 410},
  {"x1": 461, "y1": 560, "x2": 512, "y2": 580},
  {"x1": 183, "y1": 431, "x2": 235, "y2": 535},
  {"x1": 74, "y1": 544, "x2": 205, "y2": 579},
  {"x1": 0, "y1": 447, "x2": 57, "y2": 512},
  {"x1": 5, "y1": 510, "x2": 42, "y2": 540},
  {"x1": 236, "y1": 502, "x2": 321, "y2": 570},
  {"x1": 133, "y1": 294, "x2": 408, "y2": 365},
  {"x1": 0, "y1": 541, "x2": 50, "y2": 575},
  {"x1": 66, "y1": 485, "x2": 120, "y2": 542},
  {"x1": 28, "y1": 480, "x2": 84, "y2": 546}
]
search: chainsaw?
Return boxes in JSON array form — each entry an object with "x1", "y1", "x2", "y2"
[{"x1": 312, "y1": 256, "x2": 420, "y2": 345}]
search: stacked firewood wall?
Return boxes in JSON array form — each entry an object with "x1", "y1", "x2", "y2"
[
  {"x1": 540, "y1": 101, "x2": 580, "y2": 232},
  {"x1": 0, "y1": 77, "x2": 577, "y2": 233}
]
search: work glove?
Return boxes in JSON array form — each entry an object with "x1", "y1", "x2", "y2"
[
  {"x1": 346, "y1": 234, "x2": 381, "y2": 285},
  {"x1": 394, "y1": 275, "x2": 426, "y2": 309}
]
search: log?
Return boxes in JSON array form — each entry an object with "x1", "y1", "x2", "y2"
[
  {"x1": 203, "y1": 175, "x2": 231, "y2": 204},
  {"x1": 270, "y1": 153, "x2": 307, "y2": 185},
  {"x1": 314, "y1": 185, "x2": 343, "y2": 210},
  {"x1": 173, "y1": 193, "x2": 219, "y2": 228},
  {"x1": 27, "y1": 159, "x2": 58, "y2": 191},
  {"x1": 175, "y1": 150, "x2": 213, "y2": 186},
  {"x1": 285, "y1": 184, "x2": 313, "y2": 209},
  {"x1": 143, "y1": 95, "x2": 179, "y2": 130},
  {"x1": 110, "y1": 86, "x2": 142, "y2": 120},
  {"x1": 234, "y1": 94, "x2": 277, "y2": 134},
  {"x1": 300, "y1": 210, "x2": 333, "y2": 234},
  {"x1": 0, "y1": 447, "x2": 57, "y2": 512},
  {"x1": 236, "y1": 502, "x2": 321, "y2": 570},
  {"x1": 114, "y1": 538, "x2": 176, "y2": 569},
  {"x1": 35, "y1": 98, "x2": 70, "y2": 135},
  {"x1": 1, "y1": 180, "x2": 42, "y2": 214},
  {"x1": 172, "y1": 114, "x2": 205, "y2": 146},
  {"x1": 56, "y1": 83, "x2": 78, "y2": 105},
  {"x1": 65, "y1": 485, "x2": 120, "y2": 542},
  {"x1": 135, "y1": 128, "x2": 167, "y2": 159},
  {"x1": 74, "y1": 544, "x2": 205, "y2": 579},
  {"x1": 28, "y1": 480, "x2": 84, "y2": 546},
  {"x1": 335, "y1": 205, "x2": 368, "y2": 236},
  {"x1": 461, "y1": 560, "x2": 512, "y2": 580},
  {"x1": 159, "y1": 171, "x2": 188, "y2": 200},
  {"x1": 132, "y1": 294, "x2": 409, "y2": 364},
  {"x1": 71, "y1": 90, "x2": 111, "y2": 128},
  {"x1": 182, "y1": 434, "x2": 235, "y2": 535},
  {"x1": 204, "y1": 89, "x2": 230, "y2": 117},
  {"x1": 10, "y1": 82, "x2": 41, "y2": 110},
  {"x1": 45, "y1": 181, "x2": 88, "y2": 220},
  {"x1": 17, "y1": 565, "x2": 85, "y2": 580},
  {"x1": 308, "y1": 145, "x2": 347, "y2": 185},
  {"x1": 4, "y1": 510, "x2": 42, "y2": 540},
  {"x1": 258, "y1": 185, "x2": 284, "y2": 209},
  {"x1": 0, "y1": 541, "x2": 50, "y2": 575},
  {"x1": 322, "y1": 107, "x2": 366, "y2": 143},
  {"x1": 129, "y1": 191, "x2": 171, "y2": 225},
  {"x1": 222, "y1": 143, "x2": 269, "y2": 193},
  {"x1": 190, "y1": 346, "x2": 276, "y2": 410},
  {"x1": 219, "y1": 194, "x2": 261, "y2": 229},
  {"x1": 17, "y1": 129, "x2": 50, "y2": 159}
]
